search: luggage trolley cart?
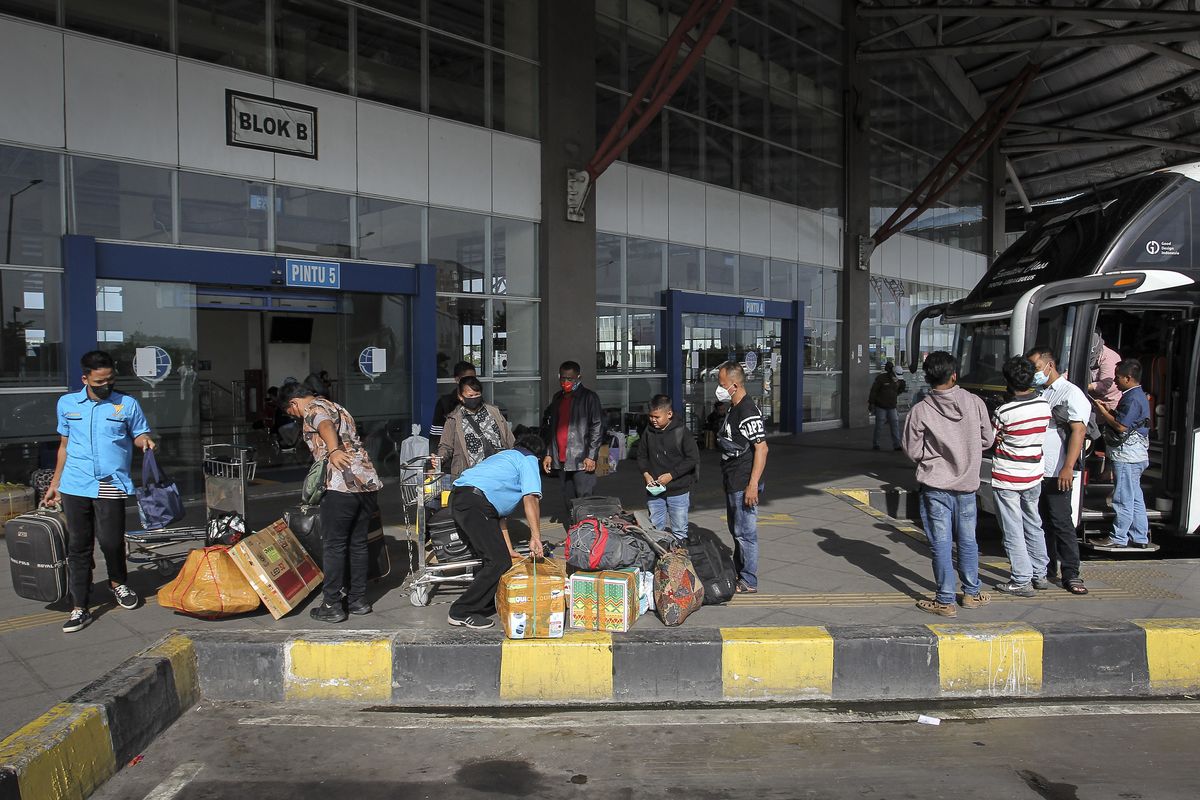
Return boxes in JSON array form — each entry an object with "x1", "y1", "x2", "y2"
[
  {"x1": 401, "y1": 455, "x2": 482, "y2": 607},
  {"x1": 125, "y1": 444, "x2": 256, "y2": 574}
]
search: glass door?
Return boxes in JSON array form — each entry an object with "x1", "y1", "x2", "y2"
[{"x1": 681, "y1": 313, "x2": 784, "y2": 435}]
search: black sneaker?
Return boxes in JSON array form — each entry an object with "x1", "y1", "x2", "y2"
[
  {"x1": 1128, "y1": 539, "x2": 1152, "y2": 549},
  {"x1": 63, "y1": 608, "x2": 92, "y2": 633},
  {"x1": 112, "y1": 583, "x2": 140, "y2": 610},
  {"x1": 447, "y1": 613, "x2": 494, "y2": 630},
  {"x1": 1090, "y1": 536, "x2": 1128, "y2": 548},
  {"x1": 348, "y1": 599, "x2": 373, "y2": 616},
  {"x1": 994, "y1": 581, "x2": 1037, "y2": 598},
  {"x1": 1031, "y1": 576, "x2": 1054, "y2": 590},
  {"x1": 309, "y1": 602, "x2": 348, "y2": 623}
]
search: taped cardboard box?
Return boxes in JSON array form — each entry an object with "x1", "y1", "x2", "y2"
[
  {"x1": 569, "y1": 569, "x2": 640, "y2": 632},
  {"x1": 496, "y1": 557, "x2": 566, "y2": 639},
  {"x1": 228, "y1": 519, "x2": 323, "y2": 619}
]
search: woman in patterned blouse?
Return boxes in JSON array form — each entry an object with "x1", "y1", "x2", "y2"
[{"x1": 437, "y1": 376, "x2": 514, "y2": 479}]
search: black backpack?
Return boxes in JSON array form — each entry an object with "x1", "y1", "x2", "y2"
[
  {"x1": 670, "y1": 427, "x2": 699, "y2": 482},
  {"x1": 685, "y1": 527, "x2": 737, "y2": 605}
]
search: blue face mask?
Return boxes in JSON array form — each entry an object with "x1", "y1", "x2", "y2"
[{"x1": 1033, "y1": 370, "x2": 1049, "y2": 387}]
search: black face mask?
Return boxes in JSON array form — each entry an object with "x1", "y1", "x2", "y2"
[
  {"x1": 462, "y1": 396, "x2": 484, "y2": 411},
  {"x1": 90, "y1": 383, "x2": 114, "y2": 401}
]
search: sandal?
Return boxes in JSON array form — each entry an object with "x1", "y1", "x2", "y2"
[
  {"x1": 1064, "y1": 578, "x2": 1089, "y2": 595},
  {"x1": 916, "y1": 599, "x2": 957, "y2": 618},
  {"x1": 736, "y1": 581, "x2": 758, "y2": 594}
]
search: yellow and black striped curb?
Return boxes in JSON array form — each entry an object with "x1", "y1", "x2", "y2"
[
  {"x1": 0, "y1": 634, "x2": 198, "y2": 800},
  {"x1": 826, "y1": 487, "x2": 926, "y2": 540}
]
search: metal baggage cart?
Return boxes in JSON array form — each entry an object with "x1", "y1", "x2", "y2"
[{"x1": 126, "y1": 444, "x2": 256, "y2": 573}]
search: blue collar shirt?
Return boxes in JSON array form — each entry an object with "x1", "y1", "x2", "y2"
[{"x1": 56, "y1": 389, "x2": 151, "y2": 498}]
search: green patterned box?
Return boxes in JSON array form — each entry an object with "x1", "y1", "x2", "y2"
[{"x1": 569, "y1": 570, "x2": 640, "y2": 632}]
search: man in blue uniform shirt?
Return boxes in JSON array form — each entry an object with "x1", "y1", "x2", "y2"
[
  {"x1": 45, "y1": 351, "x2": 155, "y2": 633},
  {"x1": 446, "y1": 433, "x2": 545, "y2": 630}
]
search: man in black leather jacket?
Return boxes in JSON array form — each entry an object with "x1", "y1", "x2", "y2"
[{"x1": 540, "y1": 360, "x2": 604, "y2": 508}]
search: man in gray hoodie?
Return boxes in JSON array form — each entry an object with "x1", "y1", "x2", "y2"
[{"x1": 902, "y1": 351, "x2": 996, "y2": 617}]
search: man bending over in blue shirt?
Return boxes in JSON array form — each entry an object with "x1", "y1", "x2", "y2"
[
  {"x1": 446, "y1": 433, "x2": 545, "y2": 629},
  {"x1": 45, "y1": 351, "x2": 155, "y2": 633}
]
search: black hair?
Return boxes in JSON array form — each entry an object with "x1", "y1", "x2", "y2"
[
  {"x1": 81, "y1": 350, "x2": 114, "y2": 374},
  {"x1": 559, "y1": 360, "x2": 582, "y2": 375},
  {"x1": 278, "y1": 380, "x2": 315, "y2": 406},
  {"x1": 452, "y1": 361, "x2": 477, "y2": 378},
  {"x1": 1115, "y1": 358, "x2": 1142, "y2": 382},
  {"x1": 922, "y1": 351, "x2": 958, "y2": 387},
  {"x1": 1024, "y1": 346, "x2": 1056, "y2": 369},
  {"x1": 457, "y1": 375, "x2": 483, "y2": 395},
  {"x1": 718, "y1": 360, "x2": 745, "y2": 384},
  {"x1": 649, "y1": 394, "x2": 673, "y2": 412},
  {"x1": 1002, "y1": 356, "x2": 1036, "y2": 393},
  {"x1": 516, "y1": 433, "x2": 545, "y2": 456},
  {"x1": 884, "y1": 361, "x2": 895, "y2": 373},
  {"x1": 267, "y1": 386, "x2": 279, "y2": 396}
]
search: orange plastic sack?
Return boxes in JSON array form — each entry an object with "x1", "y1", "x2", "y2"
[{"x1": 157, "y1": 546, "x2": 261, "y2": 618}]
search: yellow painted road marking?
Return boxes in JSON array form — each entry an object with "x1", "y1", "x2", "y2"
[
  {"x1": 1134, "y1": 618, "x2": 1200, "y2": 692},
  {"x1": 729, "y1": 587, "x2": 1134, "y2": 607},
  {"x1": 285, "y1": 638, "x2": 393, "y2": 702},
  {"x1": 0, "y1": 596, "x2": 162, "y2": 635},
  {"x1": 0, "y1": 702, "x2": 116, "y2": 800},
  {"x1": 721, "y1": 626, "x2": 833, "y2": 699},
  {"x1": 928, "y1": 622, "x2": 1043, "y2": 696},
  {"x1": 500, "y1": 631, "x2": 613, "y2": 702}
]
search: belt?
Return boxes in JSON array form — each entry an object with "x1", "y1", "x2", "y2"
[{"x1": 452, "y1": 484, "x2": 497, "y2": 513}]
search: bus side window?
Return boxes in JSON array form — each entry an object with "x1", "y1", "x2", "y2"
[{"x1": 1116, "y1": 193, "x2": 1191, "y2": 269}]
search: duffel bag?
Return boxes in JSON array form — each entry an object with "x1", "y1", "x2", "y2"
[
  {"x1": 157, "y1": 546, "x2": 260, "y2": 619},
  {"x1": 628, "y1": 524, "x2": 704, "y2": 626},
  {"x1": 686, "y1": 527, "x2": 737, "y2": 605},
  {"x1": 569, "y1": 496, "x2": 623, "y2": 526},
  {"x1": 564, "y1": 517, "x2": 651, "y2": 572}
]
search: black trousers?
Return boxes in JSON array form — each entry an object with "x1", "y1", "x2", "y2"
[
  {"x1": 559, "y1": 469, "x2": 597, "y2": 506},
  {"x1": 319, "y1": 490, "x2": 378, "y2": 605},
  {"x1": 62, "y1": 492, "x2": 127, "y2": 608},
  {"x1": 448, "y1": 488, "x2": 508, "y2": 619},
  {"x1": 1039, "y1": 477, "x2": 1081, "y2": 582}
]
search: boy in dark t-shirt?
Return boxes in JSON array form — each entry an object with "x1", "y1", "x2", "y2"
[{"x1": 715, "y1": 361, "x2": 769, "y2": 592}]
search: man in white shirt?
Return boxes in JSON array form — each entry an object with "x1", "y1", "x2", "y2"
[{"x1": 1026, "y1": 347, "x2": 1090, "y2": 595}]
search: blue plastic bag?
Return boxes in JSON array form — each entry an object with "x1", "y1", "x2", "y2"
[{"x1": 136, "y1": 449, "x2": 185, "y2": 531}]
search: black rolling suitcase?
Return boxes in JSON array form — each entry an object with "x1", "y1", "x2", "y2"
[
  {"x1": 425, "y1": 507, "x2": 474, "y2": 563},
  {"x1": 6, "y1": 508, "x2": 69, "y2": 603},
  {"x1": 686, "y1": 527, "x2": 738, "y2": 605}
]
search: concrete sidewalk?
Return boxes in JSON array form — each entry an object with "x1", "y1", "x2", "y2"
[{"x1": 2, "y1": 426, "x2": 1199, "y2": 735}]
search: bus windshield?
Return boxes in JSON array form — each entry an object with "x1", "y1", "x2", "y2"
[{"x1": 955, "y1": 321, "x2": 1009, "y2": 391}]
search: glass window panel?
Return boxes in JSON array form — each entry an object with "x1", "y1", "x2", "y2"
[
  {"x1": 177, "y1": 0, "x2": 268, "y2": 74},
  {"x1": 739, "y1": 255, "x2": 765, "y2": 298},
  {"x1": 769, "y1": 90, "x2": 797, "y2": 148},
  {"x1": 492, "y1": 0, "x2": 538, "y2": 59},
  {"x1": 668, "y1": 244, "x2": 701, "y2": 292},
  {"x1": 274, "y1": 185, "x2": 351, "y2": 258},
  {"x1": 769, "y1": 259, "x2": 796, "y2": 300},
  {"x1": 357, "y1": 198, "x2": 422, "y2": 264},
  {"x1": 275, "y1": 0, "x2": 349, "y2": 93},
  {"x1": 797, "y1": 264, "x2": 821, "y2": 316},
  {"x1": 429, "y1": 208, "x2": 485, "y2": 293},
  {"x1": 628, "y1": 310, "x2": 662, "y2": 373},
  {"x1": 491, "y1": 380, "x2": 540, "y2": 429},
  {"x1": 627, "y1": 106, "x2": 664, "y2": 171},
  {"x1": 627, "y1": 376, "x2": 665, "y2": 427},
  {"x1": 803, "y1": 370, "x2": 839, "y2": 422},
  {"x1": 436, "y1": 296, "x2": 486, "y2": 378},
  {"x1": 179, "y1": 172, "x2": 268, "y2": 252},
  {"x1": 705, "y1": 62, "x2": 736, "y2": 127},
  {"x1": 0, "y1": 0, "x2": 56, "y2": 24},
  {"x1": 822, "y1": 266, "x2": 840, "y2": 316},
  {"x1": 626, "y1": 238, "x2": 664, "y2": 306},
  {"x1": 704, "y1": 250, "x2": 737, "y2": 294},
  {"x1": 734, "y1": 16, "x2": 767, "y2": 81},
  {"x1": 666, "y1": 112, "x2": 702, "y2": 180},
  {"x1": 492, "y1": 300, "x2": 538, "y2": 376},
  {"x1": 65, "y1": 0, "x2": 168, "y2": 50},
  {"x1": 493, "y1": 55, "x2": 539, "y2": 139},
  {"x1": 738, "y1": 77, "x2": 767, "y2": 139},
  {"x1": 0, "y1": 269, "x2": 62, "y2": 387},
  {"x1": 1, "y1": 146, "x2": 61, "y2": 268},
  {"x1": 356, "y1": 10, "x2": 422, "y2": 110},
  {"x1": 596, "y1": 87, "x2": 624, "y2": 156},
  {"x1": 596, "y1": 307, "x2": 623, "y2": 373},
  {"x1": 596, "y1": 233, "x2": 623, "y2": 303},
  {"x1": 491, "y1": 218, "x2": 537, "y2": 296},
  {"x1": 72, "y1": 158, "x2": 172, "y2": 245},
  {"x1": 738, "y1": 134, "x2": 767, "y2": 197},
  {"x1": 595, "y1": 378, "x2": 627, "y2": 431},
  {"x1": 365, "y1": 0, "x2": 421, "y2": 20},
  {"x1": 428, "y1": 34, "x2": 487, "y2": 127},
  {"x1": 429, "y1": 0, "x2": 484, "y2": 41},
  {"x1": 705, "y1": 124, "x2": 735, "y2": 189},
  {"x1": 768, "y1": 145, "x2": 798, "y2": 205},
  {"x1": 596, "y1": 15, "x2": 624, "y2": 88}
]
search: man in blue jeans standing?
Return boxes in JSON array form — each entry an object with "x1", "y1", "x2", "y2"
[
  {"x1": 715, "y1": 362, "x2": 768, "y2": 593},
  {"x1": 902, "y1": 351, "x2": 995, "y2": 617},
  {"x1": 1091, "y1": 359, "x2": 1153, "y2": 548}
]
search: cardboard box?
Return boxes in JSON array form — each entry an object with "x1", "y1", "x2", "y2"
[
  {"x1": 595, "y1": 444, "x2": 611, "y2": 477},
  {"x1": 0, "y1": 485, "x2": 34, "y2": 524},
  {"x1": 228, "y1": 519, "x2": 323, "y2": 619},
  {"x1": 496, "y1": 557, "x2": 567, "y2": 639},
  {"x1": 569, "y1": 569, "x2": 640, "y2": 632}
]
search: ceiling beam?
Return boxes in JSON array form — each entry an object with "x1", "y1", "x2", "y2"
[
  {"x1": 858, "y1": 5, "x2": 1200, "y2": 24},
  {"x1": 860, "y1": 26, "x2": 1200, "y2": 61}
]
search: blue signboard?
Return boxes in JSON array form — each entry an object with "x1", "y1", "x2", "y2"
[
  {"x1": 284, "y1": 258, "x2": 340, "y2": 289},
  {"x1": 743, "y1": 299, "x2": 766, "y2": 317}
]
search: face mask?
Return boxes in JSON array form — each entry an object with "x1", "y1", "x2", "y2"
[
  {"x1": 90, "y1": 383, "x2": 114, "y2": 400},
  {"x1": 1033, "y1": 370, "x2": 1049, "y2": 387},
  {"x1": 715, "y1": 385, "x2": 732, "y2": 403},
  {"x1": 560, "y1": 378, "x2": 579, "y2": 393},
  {"x1": 462, "y1": 396, "x2": 483, "y2": 411}
]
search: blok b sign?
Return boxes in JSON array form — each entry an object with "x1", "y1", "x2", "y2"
[{"x1": 226, "y1": 90, "x2": 318, "y2": 159}]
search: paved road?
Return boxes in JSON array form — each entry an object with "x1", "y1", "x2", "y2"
[{"x1": 95, "y1": 700, "x2": 1198, "y2": 799}]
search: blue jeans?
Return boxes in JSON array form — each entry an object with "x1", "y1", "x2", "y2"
[
  {"x1": 873, "y1": 408, "x2": 901, "y2": 449},
  {"x1": 726, "y1": 487, "x2": 760, "y2": 588},
  {"x1": 918, "y1": 487, "x2": 981, "y2": 604},
  {"x1": 1111, "y1": 460, "x2": 1150, "y2": 544},
  {"x1": 993, "y1": 484, "x2": 1049, "y2": 585},
  {"x1": 648, "y1": 492, "x2": 690, "y2": 540}
]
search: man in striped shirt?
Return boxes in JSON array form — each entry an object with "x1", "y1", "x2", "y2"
[{"x1": 991, "y1": 356, "x2": 1052, "y2": 597}]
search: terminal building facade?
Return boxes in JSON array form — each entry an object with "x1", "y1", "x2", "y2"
[{"x1": 0, "y1": 1, "x2": 995, "y2": 482}]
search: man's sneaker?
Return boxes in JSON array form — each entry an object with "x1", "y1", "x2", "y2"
[
  {"x1": 960, "y1": 591, "x2": 992, "y2": 609},
  {"x1": 1032, "y1": 576, "x2": 1054, "y2": 590},
  {"x1": 62, "y1": 608, "x2": 93, "y2": 633},
  {"x1": 309, "y1": 602, "x2": 348, "y2": 624},
  {"x1": 112, "y1": 584, "x2": 140, "y2": 610},
  {"x1": 1090, "y1": 536, "x2": 1128, "y2": 548},
  {"x1": 348, "y1": 599, "x2": 373, "y2": 616},
  {"x1": 994, "y1": 581, "x2": 1036, "y2": 598},
  {"x1": 1128, "y1": 539, "x2": 1152, "y2": 549},
  {"x1": 448, "y1": 613, "x2": 495, "y2": 630}
]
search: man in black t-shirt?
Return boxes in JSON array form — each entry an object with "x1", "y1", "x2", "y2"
[
  {"x1": 430, "y1": 361, "x2": 476, "y2": 450},
  {"x1": 715, "y1": 361, "x2": 769, "y2": 593}
]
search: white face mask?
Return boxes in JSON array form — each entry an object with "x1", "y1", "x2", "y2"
[
  {"x1": 1033, "y1": 370, "x2": 1049, "y2": 387},
  {"x1": 715, "y1": 385, "x2": 732, "y2": 403}
]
